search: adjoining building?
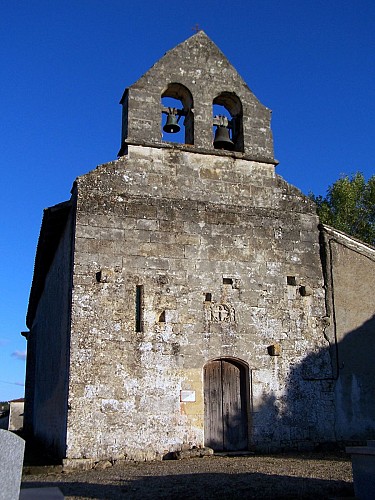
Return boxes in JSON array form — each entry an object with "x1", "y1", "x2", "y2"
[
  {"x1": 0, "y1": 399, "x2": 24, "y2": 432},
  {"x1": 23, "y1": 32, "x2": 375, "y2": 464}
]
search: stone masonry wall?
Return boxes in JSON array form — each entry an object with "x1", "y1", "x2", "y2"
[
  {"x1": 323, "y1": 230, "x2": 375, "y2": 442},
  {"x1": 121, "y1": 31, "x2": 274, "y2": 161},
  {"x1": 28, "y1": 211, "x2": 74, "y2": 457},
  {"x1": 65, "y1": 145, "x2": 335, "y2": 460}
]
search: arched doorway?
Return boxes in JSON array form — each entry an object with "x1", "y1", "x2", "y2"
[{"x1": 204, "y1": 358, "x2": 249, "y2": 451}]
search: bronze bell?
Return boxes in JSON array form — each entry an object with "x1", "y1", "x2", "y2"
[
  {"x1": 213, "y1": 126, "x2": 234, "y2": 150},
  {"x1": 163, "y1": 113, "x2": 180, "y2": 134}
]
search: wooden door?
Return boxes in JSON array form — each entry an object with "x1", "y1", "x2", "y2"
[{"x1": 204, "y1": 359, "x2": 248, "y2": 451}]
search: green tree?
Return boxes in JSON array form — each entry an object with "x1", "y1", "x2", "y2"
[{"x1": 310, "y1": 172, "x2": 375, "y2": 246}]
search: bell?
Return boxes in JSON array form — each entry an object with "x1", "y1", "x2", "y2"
[
  {"x1": 213, "y1": 126, "x2": 234, "y2": 150},
  {"x1": 163, "y1": 113, "x2": 180, "y2": 134}
]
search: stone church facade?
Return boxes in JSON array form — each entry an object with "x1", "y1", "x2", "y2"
[{"x1": 24, "y1": 32, "x2": 375, "y2": 464}]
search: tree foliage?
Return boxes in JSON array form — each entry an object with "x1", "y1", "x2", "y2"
[{"x1": 309, "y1": 172, "x2": 375, "y2": 246}]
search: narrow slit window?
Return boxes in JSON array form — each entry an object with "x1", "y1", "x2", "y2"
[
  {"x1": 135, "y1": 285, "x2": 144, "y2": 332},
  {"x1": 205, "y1": 293, "x2": 212, "y2": 302}
]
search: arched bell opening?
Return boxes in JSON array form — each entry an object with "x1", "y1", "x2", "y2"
[
  {"x1": 213, "y1": 93, "x2": 243, "y2": 152},
  {"x1": 161, "y1": 83, "x2": 194, "y2": 145},
  {"x1": 203, "y1": 357, "x2": 250, "y2": 451}
]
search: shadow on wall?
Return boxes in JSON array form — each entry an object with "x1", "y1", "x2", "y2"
[
  {"x1": 252, "y1": 314, "x2": 375, "y2": 450},
  {"x1": 332, "y1": 314, "x2": 375, "y2": 441}
]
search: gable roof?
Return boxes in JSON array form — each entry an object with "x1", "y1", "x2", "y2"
[
  {"x1": 321, "y1": 224, "x2": 375, "y2": 260},
  {"x1": 131, "y1": 31, "x2": 251, "y2": 92}
]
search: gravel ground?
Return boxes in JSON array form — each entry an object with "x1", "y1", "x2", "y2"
[{"x1": 21, "y1": 452, "x2": 354, "y2": 499}]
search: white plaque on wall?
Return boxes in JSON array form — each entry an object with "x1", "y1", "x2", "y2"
[{"x1": 180, "y1": 390, "x2": 196, "y2": 402}]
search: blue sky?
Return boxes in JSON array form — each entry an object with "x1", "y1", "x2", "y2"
[{"x1": 1, "y1": 1, "x2": 374, "y2": 401}]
